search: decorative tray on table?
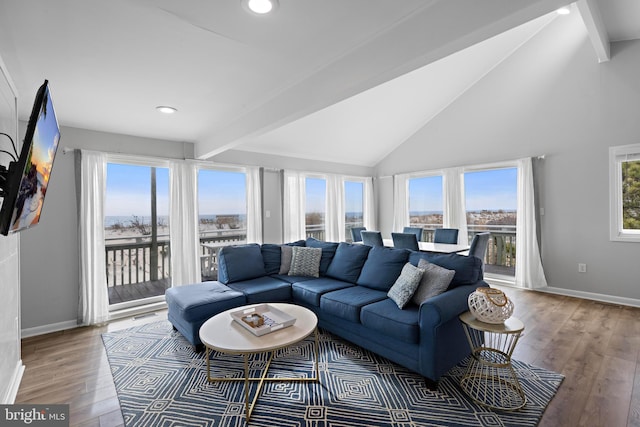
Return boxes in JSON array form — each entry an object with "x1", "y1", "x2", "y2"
[{"x1": 230, "y1": 304, "x2": 296, "y2": 336}]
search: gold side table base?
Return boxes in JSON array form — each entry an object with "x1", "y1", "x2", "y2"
[
  {"x1": 459, "y1": 312, "x2": 526, "y2": 411},
  {"x1": 205, "y1": 327, "x2": 320, "y2": 422},
  {"x1": 460, "y1": 356, "x2": 526, "y2": 411}
]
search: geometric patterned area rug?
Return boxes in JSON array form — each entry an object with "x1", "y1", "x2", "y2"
[{"x1": 102, "y1": 321, "x2": 563, "y2": 427}]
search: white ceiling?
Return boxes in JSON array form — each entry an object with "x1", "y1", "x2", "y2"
[{"x1": 0, "y1": 0, "x2": 638, "y2": 167}]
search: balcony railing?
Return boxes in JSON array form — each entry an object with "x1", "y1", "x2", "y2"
[
  {"x1": 105, "y1": 229, "x2": 247, "y2": 304},
  {"x1": 307, "y1": 222, "x2": 364, "y2": 242},
  {"x1": 105, "y1": 235, "x2": 171, "y2": 287},
  {"x1": 411, "y1": 223, "x2": 516, "y2": 275}
]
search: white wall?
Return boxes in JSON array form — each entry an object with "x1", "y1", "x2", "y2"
[
  {"x1": 19, "y1": 126, "x2": 193, "y2": 333},
  {"x1": 0, "y1": 235, "x2": 22, "y2": 402},
  {"x1": 375, "y1": 13, "x2": 640, "y2": 303},
  {"x1": 0, "y1": 55, "x2": 23, "y2": 403}
]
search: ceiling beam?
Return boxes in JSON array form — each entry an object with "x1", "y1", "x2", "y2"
[
  {"x1": 576, "y1": 0, "x2": 610, "y2": 63},
  {"x1": 195, "y1": 0, "x2": 571, "y2": 159}
]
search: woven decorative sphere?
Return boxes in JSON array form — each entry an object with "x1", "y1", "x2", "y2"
[{"x1": 468, "y1": 287, "x2": 514, "y2": 324}]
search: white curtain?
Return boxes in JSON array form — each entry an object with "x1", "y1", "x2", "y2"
[
  {"x1": 515, "y1": 157, "x2": 548, "y2": 289},
  {"x1": 363, "y1": 177, "x2": 376, "y2": 231},
  {"x1": 283, "y1": 170, "x2": 306, "y2": 242},
  {"x1": 169, "y1": 161, "x2": 201, "y2": 287},
  {"x1": 326, "y1": 175, "x2": 344, "y2": 242},
  {"x1": 392, "y1": 173, "x2": 410, "y2": 232},
  {"x1": 443, "y1": 167, "x2": 469, "y2": 246},
  {"x1": 77, "y1": 150, "x2": 109, "y2": 325},
  {"x1": 246, "y1": 166, "x2": 263, "y2": 244}
]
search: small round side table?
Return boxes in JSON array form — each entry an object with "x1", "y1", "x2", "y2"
[{"x1": 459, "y1": 311, "x2": 526, "y2": 411}]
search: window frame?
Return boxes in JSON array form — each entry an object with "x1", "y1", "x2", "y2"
[
  {"x1": 104, "y1": 155, "x2": 172, "y2": 311},
  {"x1": 609, "y1": 144, "x2": 640, "y2": 242}
]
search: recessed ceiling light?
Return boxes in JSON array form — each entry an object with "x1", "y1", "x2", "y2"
[
  {"x1": 242, "y1": 0, "x2": 278, "y2": 15},
  {"x1": 556, "y1": 6, "x2": 571, "y2": 15},
  {"x1": 156, "y1": 106, "x2": 177, "y2": 114}
]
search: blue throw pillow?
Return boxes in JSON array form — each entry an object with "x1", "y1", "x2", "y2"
[
  {"x1": 306, "y1": 238, "x2": 339, "y2": 276},
  {"x1": 357, "y1": 246, "x2": 410, "y2": 291},
  {"x1": 261, "y1": 244, "x2": 282, "y2": 275},
  {"x1": 325, "y1": 242, "x2": 371, "y2": 283},
  {"x1": 286, "y1": 240, "x2": 307, "y2": 247},
  {"x1": 408, "y1": 252, "x2": 482, "y2": 288},
  {"x1": 218, "y1": 244, "x2": 266, "y2": 284}
]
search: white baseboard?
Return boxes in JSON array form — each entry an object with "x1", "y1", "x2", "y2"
[
  {"x1": 539, "y1": 286, "x2": 640, "y2": 308},
  {"x1": 20, "y1": 302, "x2": 168, "y2": 338},
  {"x1": 484, "y1": 277, "x2": 640, "y2": 308},
  {"x1": 2, "y1": 360, "x2": 24, "y2": 404},
  {"x1": 21, "y1": 319, "x2": 78, "y2": 338}
]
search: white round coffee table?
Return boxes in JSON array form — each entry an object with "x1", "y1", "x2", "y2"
[{"x1": 199, "y1": 303, "x2": 319, "y2": 421}]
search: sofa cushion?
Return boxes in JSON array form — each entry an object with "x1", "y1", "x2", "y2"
[
  {"x1": 270, "y1": 274, "x2": 318, "y2": 284},
  {"x1": 227, "y1": 276, "x2": 291, "y2": 304},
  {"x1": 165, "y1": 282, "x2": 246, "y2": 322},
  {"x1": 409, "y1": 252, "x2": 483, "y2": 288},
  {"x1": 361, "y1": 299, "x2": 420, "y2": 344},
  {"x1": 387, "y1": 263, "x2": 423, "y2": 309},
  {"x1": 320, "y1": 286, "x2": 387, "y2": 323},
  {"x1": 218, "y1": 244, "x2": 266, "y2": 284},
  {"x1": 292, "y1": 277, "x2": 355, "y2": 307},
  {"x1": 289, "y1": 246, "x2": 322, "y2": 277},
  {"x1": 261, "y1": 243, "x2": 282, "y2": 275},
  {"x1": 412, "y1": 259, "x2": 455, "y2": 305},
  {"x1": 306, "y1": 238, "x2": 339, "y2": 276},
  {"x1": 325, "y1": 242, "x2": 371, "y2": 283},
  {"x1": 357, "y1": 246, "x2": 409, "y2": 291}
]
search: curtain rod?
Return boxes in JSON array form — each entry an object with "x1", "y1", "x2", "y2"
[
  {"x1": 60, "y1": 146, "x2": 259, "y2": 171},
  {"x1": 375, "y1": 155, "x2": 546, "y2": 180}
]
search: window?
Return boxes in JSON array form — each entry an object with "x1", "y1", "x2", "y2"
[
  {"x1": 344, "y1": 180, "x2": 364, "y2": 241},
  {"x1": 198, "y1": 168, "x2": 247, "y2": 279},
  {"x1": 305, "y1": 177, "x2": 326, "y2": 240},
  {"x1": 408, "y1": 175, "x2": 443, "y2": 241},
  {"x1": 464, "y1": 167, "x2": 517, "y2": 276},
  {"x1": 104, "y1": 162, "x2": 170, "y2": 306},
  {"x1": 610, "y1": 144, "x2": 640, "y2": 241}
]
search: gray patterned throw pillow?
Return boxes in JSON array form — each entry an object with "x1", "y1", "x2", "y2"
[
  {"x1": 388, "y1": 262, "x2": 424, "y2": 309},
  {"x1": 288, "y1": 246, "x2": 322, "y2": 277},
  {"x1": 411, "y1": 258, "x2": 455, "y2": 305}
]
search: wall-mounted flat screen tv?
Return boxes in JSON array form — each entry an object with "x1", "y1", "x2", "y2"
[{"x1": 0, "y1": 80, "x2": 60, "y2": 235}]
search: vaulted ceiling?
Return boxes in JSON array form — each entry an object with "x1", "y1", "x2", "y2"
[{"x1": 0, "y1": 0, "x2": 638, "y2": 167}]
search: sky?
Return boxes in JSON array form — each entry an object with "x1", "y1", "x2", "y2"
[
  {"x1": 408, "y1": 168, "x2": 517, "y2": 212},
  {"x1": 305, "y1": 179, "x2": 364, "y2": 213},
  {"x1": 464, "y1": 168, "x2": 517, "y2": 211},
  {"x1": 104, "y1": 166, "x2": 516, "y2": 218},
  {"x1": 198, "y1": 169, "x2": 246, "y2": 215},
  {"x1": 105, "y1": 164, "x2": 170, "y2": 217},
  {"x1": 105, "y1": 166, "x2": 247, "y2": 217},
  {"x1": 305, "y1": 178, "x2": 326, "y2": 213}
]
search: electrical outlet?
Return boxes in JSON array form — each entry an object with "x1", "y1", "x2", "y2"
[{"x1": 578, "y1": 263, "x2": 587, "y2": 273}]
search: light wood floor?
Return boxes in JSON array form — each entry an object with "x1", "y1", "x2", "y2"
[{"x1": 14, "y1": 287, "x2": 640, "y2": 427}]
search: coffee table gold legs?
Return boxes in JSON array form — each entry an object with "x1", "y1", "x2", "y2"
[{"x1": 205, "y1": 328, "x2": 320, "y2": 422}]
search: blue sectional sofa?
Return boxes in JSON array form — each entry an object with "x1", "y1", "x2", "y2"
[{"x1": 166, "y1": 238, "x2": 487, "y2": 383}]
